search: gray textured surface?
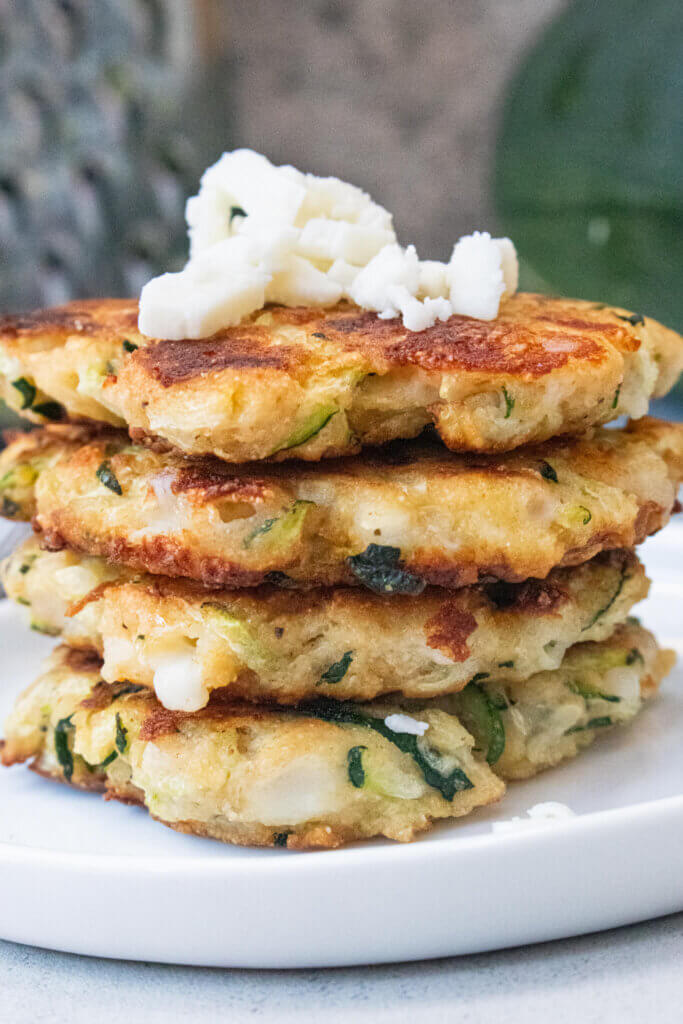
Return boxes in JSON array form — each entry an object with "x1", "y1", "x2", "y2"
[
  {"x1": 2, "y1": 913, "x2": 682, "y2": 1022},
  {"x1": 227, "y1": 0, "x2": 567, "y2": 258}
]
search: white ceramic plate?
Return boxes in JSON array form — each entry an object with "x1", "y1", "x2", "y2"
[{"x1": 0, "y1": 525, "x2": 682, "y2": 968}]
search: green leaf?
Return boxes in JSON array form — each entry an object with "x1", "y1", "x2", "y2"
[
  {"x1": 299, "y1": 698, "x2": 473, "y2": 801},
  {"x1": 122, "y1": 339, "x2": 138, "y2": 353},
  {"x1": 96, "y1": 461, "x2": 123, "y2": 495},
  {"x1": 347, "y1": 544, "x2": 425, "y2": 596},
  {"x1": 495, "y1": 0, "x2": 683, "y2": 332},
  {"x1": 54, "y1": 716, "x2": 74, "y2": 781},
  {"x1": 346, "y1": 745, "x2": 367, "y2": 788},
  {"x1": 11, "y1": 377, "x2": 36, "y2": 409},
  {"x1": 318, "y1": 651, "x2": 354, "y2": 686},
  {"x1": 115, "y1": 713, "x2": 128, "y2": 754}
]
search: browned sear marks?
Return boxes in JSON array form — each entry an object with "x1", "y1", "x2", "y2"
[{"x1": 424, "y1": 601, "x2": 478, "y2": 661}]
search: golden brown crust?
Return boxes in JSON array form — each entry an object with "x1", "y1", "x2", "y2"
[
  {"x1": 3, "y1": 418, "x2": 682, "y2": 589},
  {"x1": 0, "y1": 293, "x2": 680, "y2": 460},
  {"x1": 322, "y1": 303, "x2": 612, "y2": 375}
]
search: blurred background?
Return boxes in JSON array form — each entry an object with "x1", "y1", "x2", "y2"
[{"x1": 0, "y1": 0, "x2": 681, "y2": 414}]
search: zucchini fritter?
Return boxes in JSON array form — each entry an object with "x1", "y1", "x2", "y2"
[
  {"x1": 0, "y1": 293, "x2": 680, "y2": 461},
  {"x1": 1, "y1": 624, "x2": 668, "y2": 848},
  {"x1": 1, "y1": 646, "x2": 504, "y2": 849},
  {"x1": 445, "y1": 621, "x2": 673, "y2": 779},
  {"x1": 1, "y1": 418, "x2": 681, "y2": 589},
  {"x1": 3, "y1": 538, "x2": 648, "y2": 709}
]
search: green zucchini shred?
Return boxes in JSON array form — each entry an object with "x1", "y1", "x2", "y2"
[
  {"x1": 346, "y1": 745, "x2": 367, "y2": 788},
  {"x1": 272, "y1": 831, "x2": 290, "y2": 847},
  {"x1": 454, "y1": 683, "x2": 506, "y2": 765},
  {"x1": 612, "y1": 383, "x2": 622, "y2": 409},
  {"x1": 111, "y1": 683, "x2": 146, "y2": 701},
  {"x1": 32, "y1": 401, "x2": 63, "y2": 420},
  {"x1": 115, "y1": 713, "x2": 128, "y2": 754},
  {"x1": 243, "y1": 500, "x2": 312, "y2": 550},
  {"x1": 122, "y1": 339, "x2": 138, "y2": 353},
  {"x1": 318, "y1": 651, "x2": 354, "y2": 686},
  {"x1": 1, "y1": 496, "x2": 20, "y2": 518},
  {"x1": 299, "y1": 697, "x2": 473, "y2": 801},
  {"x1": 581, "y1": 566, "x2": 628, "y2": 632},
  {"x1": 566, "y1": 715, "x2": 613, "y2": 734},
  {"x1": 11, "y1": 377, "x2": 36, "y2": 409},
  {"x1": 617, "y1": 312, "x2": 644, "y2": 326},
  {"x1": 274, "y1": 405, "x2": 338, "y2": 453},
  {"x1": 502, "y1": 386, "x2": 515, "y2": 418},
  {"x1": 54, "y1": 716, "x2": 75, "y2": 781},
  {"x1": 96, "y1": 461, "x2": 123, "y2": 495},
  {"x1": 568, "y1": 681, "x2": 621, "y2": 704},
  {"x1": 539, "y1": 460, "x2": 558, "y2": 483}
]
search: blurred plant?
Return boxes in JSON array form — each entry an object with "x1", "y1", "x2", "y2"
[
  {"x1": 495, "y1": 0, "x2": 682, "y2": 336},
  {"x1": 0, "y1": 0, "x2": 232, "y2": 430},
  {"x1": 0, "y1": 0, "x2": 231, "y2": 311}
]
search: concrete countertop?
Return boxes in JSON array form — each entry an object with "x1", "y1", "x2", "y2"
[{"x1": 2, "y1": 912, "x2": 682, "y2": 1023}]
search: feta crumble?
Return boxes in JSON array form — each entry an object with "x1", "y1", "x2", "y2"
[
  {"x1": 491, "y1": 801, "x2": 576, "y2": 834},
  {"x1": 138, "y1": 149, "x2": 518, "y2": 339},
  {"x1": 384, "y1": 714, "x2": 430, "y2": 736}
]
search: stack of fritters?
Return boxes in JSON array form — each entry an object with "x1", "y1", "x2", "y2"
[{"x1": 0, "y1": 294, "x2": 682, "y2": 849}]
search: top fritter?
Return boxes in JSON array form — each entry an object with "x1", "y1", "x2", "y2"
[{"x1": 0, "y1": 294, "x2": 680, "y2": 463}]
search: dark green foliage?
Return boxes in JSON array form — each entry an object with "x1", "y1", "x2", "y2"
[
  {"x1": 347, "y1": 545, "x2": 426, "y2": 596},
  {"x1": 496, "y1": 0, "x2": 683, "y2": 332}
]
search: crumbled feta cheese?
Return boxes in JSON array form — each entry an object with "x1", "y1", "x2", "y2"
[
  {"x1": 448, "y1": 232, "x2": 517, "y2": 321},
  {"x1": 152, "y1": 647, "x2": 208, "y2": 712},
  {"x1": 139, "y1": 150, "x2": 519, "y2": 339},
  {"x1": 491, "y1": 801, "x2": 576, "y2": 834},
  {"x1": 384, "y1": 713, "x2": 430, "y2": 736}
]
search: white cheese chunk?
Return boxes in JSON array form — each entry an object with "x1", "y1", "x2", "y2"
[
  {"x1": 448, "y1": 232, "x2": 518, "y2": 321},
  {"x1": 139, "y1": 150, "x2": 519, "y2": 339},
  {"x1": 491, "y1": 801, "x2": 576, "y2": 834},
  {"x1": 384, "y1": 714, "x2": 430, "y2": 736},
  {"x1": 152, "y1": 647, "x2": 208, "y2": 713}
]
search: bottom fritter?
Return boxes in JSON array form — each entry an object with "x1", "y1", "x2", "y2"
[{"x1": 1, "y1": 623, "x2": 672, "y2": 849}]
